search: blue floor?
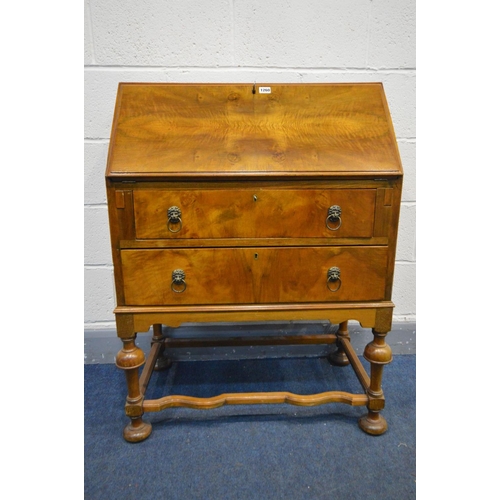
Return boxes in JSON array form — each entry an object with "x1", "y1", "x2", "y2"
[{"x1": 85, "y1": 355, "x2": 416, "y2": 499}]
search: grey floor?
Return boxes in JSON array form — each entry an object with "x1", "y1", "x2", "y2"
[{"x1": 84, "y1": 321, "x2": 416, "y2": 364}]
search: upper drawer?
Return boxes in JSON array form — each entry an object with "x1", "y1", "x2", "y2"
[{"x1": 133, "y1": 188, "x2": 376, "y2": 239}]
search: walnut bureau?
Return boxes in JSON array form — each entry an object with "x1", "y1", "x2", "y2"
[{"x1": 105, "y1": 83, "x2": 403, "y2": 442}]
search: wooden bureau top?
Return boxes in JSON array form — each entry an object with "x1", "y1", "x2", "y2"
[{"x1": 106, "y1": 83, "x2": 403, "y2": 180}]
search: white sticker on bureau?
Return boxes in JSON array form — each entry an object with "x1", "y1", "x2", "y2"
[{"x1": 259, "y1": 87, "x2": 272, "y2": 94}]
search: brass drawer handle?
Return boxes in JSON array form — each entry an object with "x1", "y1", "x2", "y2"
[
  {"x1": 326, "y1": 205, "x2": 342, "y2": 231},
  {"x1": 171, "y1": 269, "x2": 187, "y2": 293},
  {"x1": 167, "y1": 206, "x2": 182, "y2": 233},
  {"x1": 327, "y1": 266, "x2": 342, "y2": 292}
]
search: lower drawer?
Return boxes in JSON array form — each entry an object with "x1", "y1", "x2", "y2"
[{"x1": 121, "y1": 246, "x2": 388, "y2": 306}]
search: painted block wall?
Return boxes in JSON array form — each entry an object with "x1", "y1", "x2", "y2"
[{"x1": 84, "y1": 0, "x2": 416, "y2": 332}]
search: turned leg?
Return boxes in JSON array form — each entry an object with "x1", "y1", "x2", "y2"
[
  {"x1": 358, "y1": 328, "x2": 393, "y2": 435},
  {"x1": 116, "y1": 335, "x2": 152, "y2": 443},
  {"x1": 328, "y1": 321, "x2": 350, "y2": 366},
  {"x1": 152, "y1": 324, "x2": 172, "y2": 371}
]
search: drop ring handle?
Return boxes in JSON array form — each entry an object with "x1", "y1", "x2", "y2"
[
  {"x1": 171, "y1": 269, "x2": 187, "y2": 293},
  {"x1": 327, "y1": 266, "x2": 342, "y2": 292},
  {"x1": 167, "y1": 206, "x2": 182, "y2": 233},
  {"x1": 326, "y1": 205, "x2": 342, "y2": 231}
]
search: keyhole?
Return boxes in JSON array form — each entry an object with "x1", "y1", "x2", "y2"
[
  {"x1": 254, "y1": 253, "x2": 258, "y2": 259},
  {"x1": 253, "y1": 195, "x2": 258, "y2": 202}
]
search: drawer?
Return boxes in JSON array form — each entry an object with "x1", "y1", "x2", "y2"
[
  {"x1": 121, "y1": 246, "x2": 388, "y2": 305},
  {"x1": 133, "y1": 188, "x2": 376, "y2": 239}
]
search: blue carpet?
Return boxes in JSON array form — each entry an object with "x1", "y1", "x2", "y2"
[{"x1": 85, "y1": 355, "x2": 415, "y2": 499}]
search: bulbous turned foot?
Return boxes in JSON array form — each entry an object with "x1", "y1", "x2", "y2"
[
  {"x1": 123, "y1": 417, "x2": 152, "y2": 443},
  {"x1": 328, "y1": 349, "x2": 350, "y2": 366},
  {"x1": 358, "y1": 411, "x2": 388, "y2": 435}
]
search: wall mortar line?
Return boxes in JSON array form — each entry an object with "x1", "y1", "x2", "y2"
[{"x1": 84, "y1": 65, "x2": 416, "y2": 73}]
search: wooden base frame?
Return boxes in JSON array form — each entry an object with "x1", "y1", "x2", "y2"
[{"x1": 115, "y1": 303, "x2": 394, "y2": 442}]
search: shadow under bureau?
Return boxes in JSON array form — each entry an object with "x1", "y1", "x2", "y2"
[{"x1": 105, "y1": 83, "x2": 403, "y2": 442}]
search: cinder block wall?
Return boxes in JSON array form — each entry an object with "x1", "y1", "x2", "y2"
[{"x1": 84, "y1": 0, "x2": 416, "y2": 333}]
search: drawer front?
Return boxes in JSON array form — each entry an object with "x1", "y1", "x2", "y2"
[
  {"x1": 121, "y1": 246, "x2": 387, "y2": 306},
  {"x1": 133, "y1": 189, "x2": 376, "y2": 239}
]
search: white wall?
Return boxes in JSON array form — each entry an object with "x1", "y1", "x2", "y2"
[{"x1": 84, "y1": 0, "x2": 416, "y2": 331}]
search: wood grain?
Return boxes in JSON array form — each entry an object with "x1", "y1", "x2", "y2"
[
  {"x1": 120, "y1": 246, "x2": 388, "y2": 305},
  {"x1": 133, "y1": 187, "x2": 376, "y2": 239},
  {"x1": 106, "y1": 83, "x2": 403, "y2": 178}
]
